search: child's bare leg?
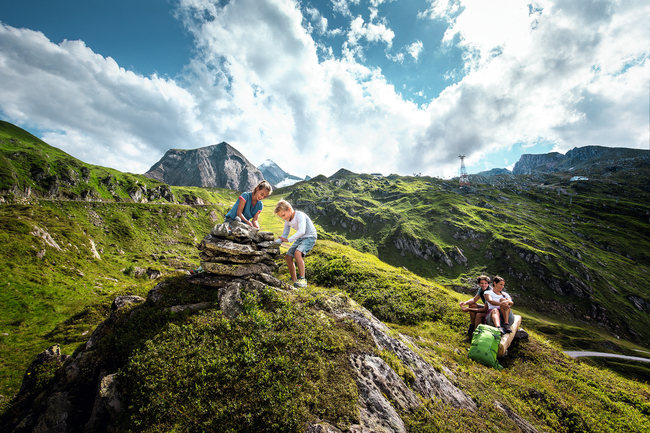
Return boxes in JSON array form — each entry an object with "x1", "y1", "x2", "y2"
[
  {"x1": 295, "y1": 250, "x2": 305, "y2": 278},
  {"x1": 501, "y1": 305, "x2": 511, "y2": 325},
  {"x1": 491, "y1": 309, "x2": 501, "y2": 327},
  {"x1": 467, "y1": 302, "x2": 478, "y2": 326},
  {"x1": 285, "y1": 255, "x2": 297, "y2": 282},
  {"x1": 475, "y1": 312, "x2": 486, "y2": 327}
]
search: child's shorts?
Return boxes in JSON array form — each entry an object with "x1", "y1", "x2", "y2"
[
  {"x1": 286, "y1": 237, "x2": 316, "y2": 257},
  {"x1": 486, "y1": 308, "x2": 515, "y2": 326}
]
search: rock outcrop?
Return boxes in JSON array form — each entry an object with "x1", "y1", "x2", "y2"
[
  {"x1": 188, "y1": 220, "x2": 288, "y2": 319},
  {"x1": 5, "y1": 296, "x2": 146, "y2": 433},
  {"x1": 512, "y1": 152, "x2": 565, "y2": 175},
  {"x1": 512, "y1": 145, "x2": 649, "y2": 175},
  {"x1": 339, "y1": 310, "x2": 477, "y2": 413},
  {"x1": 144, "y1": 142, "x2": 264, "y2": 191}
]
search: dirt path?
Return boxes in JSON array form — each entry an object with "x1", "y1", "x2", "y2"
[{"x1": 565, "y1": 351, "x2": 650, "y2": 363}]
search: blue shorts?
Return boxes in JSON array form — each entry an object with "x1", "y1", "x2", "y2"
[{"x1": 286, "y1": 237, "x2": 316, "y2": 257}]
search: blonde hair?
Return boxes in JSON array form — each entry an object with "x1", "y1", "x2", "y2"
[
  {"x1": 253, "y1": 180, "x2": 273, "y2": 195},
  {"x1": 274, "y1": 199, "x2": 292, "y2": 214}
]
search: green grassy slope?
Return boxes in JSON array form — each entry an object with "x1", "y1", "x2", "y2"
[
  {"x1": 0, "y1": 120, "x2": 241, "y2": 206},
  {"x1": 277, "y1": 168, "x2": 650, "y2": 346},
  {"x1": 0, "y1": 121, "x2": 166, "y2": 202},
  {"x1": 2, "y1": 239, "x2": 648, "y2": 432},
  {"x1": 0, "y1": 198, "x2": 238, "y2": 401},
  {"x1": 0, "y1": 122, "x2": 649, "y2": 430}
]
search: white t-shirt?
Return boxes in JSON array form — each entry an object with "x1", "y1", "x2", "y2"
[
  {"x1": 484, "y1": 289, "x2": 512, "y2": 311},
  {"x1": 281, "y1": 210, "x2": 317, "y2": 242}
]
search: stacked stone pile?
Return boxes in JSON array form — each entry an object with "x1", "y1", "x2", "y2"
[{"x1": 188, "y1": 220, "x2": 289, "y2": 318}]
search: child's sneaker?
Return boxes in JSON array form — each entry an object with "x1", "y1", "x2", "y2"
[{"x1": 294, "y1": 277, "x2": 307, "y2": 288}]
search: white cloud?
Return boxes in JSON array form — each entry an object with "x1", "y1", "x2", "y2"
[
  {"x1": 418, "y1": 0, "x2": 462, "y2": 21},
  {"x1": 346, "y1": 15, "x2": 395, "y2": 48},
  {"x1": 331, "y1": 0, "x2": 360, "y2": 17},
  {"x1": 0, "y1": 0, "x2": 648, "y2": 181},
  {"x1": 387, "y1": 51, "x2": 405, "y2": 63},
  {"x1": 0, "y1": 24, "x2": 199, "y2": 173},
  {"x1": 410, "y1": 0, "x2": 650, "y2": 177},
  {"x1": 304, "y1": 6, "x2": 343, "y2": 37},
  {"x1": 173, "y1": 0, "x2": 419, "y2": 177},
  {"x1": 407, "y1": 40, "x2": 423, "y2": 61}
]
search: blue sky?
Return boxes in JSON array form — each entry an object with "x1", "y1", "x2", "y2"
[
  {"x1": 0, "y1": 0, "x2": 192, "y2": 77},
  {"x1": 0, "y1": 0, "x2": 648, "y2": 178}
]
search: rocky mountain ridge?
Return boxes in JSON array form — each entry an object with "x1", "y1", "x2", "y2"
[
  {"x1": 512, "y1": 145, "x2": 649, "y2": 175},
  {"x1": 144, "y1": 142, "x2": 264, "y2": 191}
]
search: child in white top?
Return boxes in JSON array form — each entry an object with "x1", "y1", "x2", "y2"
[
  {"x1": 484, "y1": 276, "x2": 515, "y2": 334},
  {"x1": 274, "y1": 199, "x2": 317, "y2": 288}
]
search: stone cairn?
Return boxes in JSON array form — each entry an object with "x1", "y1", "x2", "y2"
[{"x1": 188, "y1": 220, "x2": 290, "y2": 319}]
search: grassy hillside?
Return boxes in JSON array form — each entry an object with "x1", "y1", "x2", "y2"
[
  {"x1": 0, "y1": 120, "x2": 241, "y2": 206},
  {"x1": 0, "y1": 198, "x2": 240, "y2": 402},
  {"x1": 2, "y1": 239, "x2": 649, "y2": 432},
  {"x1": 276, "y1": 168, "x2": 650, "y2": 347},
  {"x1": 0, "y1": 122, "x2": 649, "y2": 431}
]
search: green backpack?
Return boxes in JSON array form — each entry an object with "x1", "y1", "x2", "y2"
[{"x1": 468, "y1": 324, "x2": 503, "y2": 370}]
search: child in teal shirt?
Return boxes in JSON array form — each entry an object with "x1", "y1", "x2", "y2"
[{"x1": 225, "y1": 181, "x2": 272, "y2": 229}]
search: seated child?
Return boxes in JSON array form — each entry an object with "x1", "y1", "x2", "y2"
[
  {"x1": 459, "y1": 275, "x2": 491, "y2": 335},
  {"x1": 484, "y1": 275, "x2": 515, "y2": 334},
  {"x1": 274, "y1": 199, "x2": 317, "y2": 288},
  {"x1": 224, "y1": 181, "x2": 273, "y2": 229}
]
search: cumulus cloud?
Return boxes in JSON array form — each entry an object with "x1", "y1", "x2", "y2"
[
  {"x1": 0, "y1": 0, "x2": 647, "y2": 180},
  {"x1": 0, "y1": 24, "x2": 199, "y2": 173},
  {"x1": 404, "y1": 0, "x2": 649, "y2": 175},
  {"x1": 304, "y1": 6, "x2": 343, "y2": 37},
  {"x1": 407, "y1": 41, "x2": 423, "y2": 61},
  {"x1": 346, "y1": 15, "x2": 395, "y2": 48},
  {"x1": 331, "y1": 0, "x2": 360, "y2": 17}
]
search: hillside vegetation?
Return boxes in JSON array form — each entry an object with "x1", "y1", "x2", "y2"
[
  {"x1": 0, "y1": 198, "x2": 240, "y2": 401},
  {"x1": 2, "y1": 239, "x2": 649, "y2": 432},
  {"x1": 277, "y1": 163, "x2": 650, "y2": 347},
  {"x1": 0, "y1": 120, "x2": 238, "y2": 206},
  {"x1": 0, "y1": 122, "x2": 649, "y2": 431}
]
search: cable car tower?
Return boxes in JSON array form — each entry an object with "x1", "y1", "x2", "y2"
[{"x1": 458, "y1": 155, "x2": 470, "y2": 187}]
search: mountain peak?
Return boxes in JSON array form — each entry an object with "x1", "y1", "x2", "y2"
[
  {"x1": 512, "y1": 145, "x2": 649, "y2": 175},
  {"x1": 144, "y1": 142, "x2": 264, "y2": 191},
  {"x1": 329, "y1": 168, "x2": 357, "y2": 179},
  {"x1": 257, "y1": 159, "x2": 303, "y2": 187}
]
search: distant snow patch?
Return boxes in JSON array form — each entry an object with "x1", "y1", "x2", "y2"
[{"x1": 276, "y1": 178, "x2": 301, "y2": 188}]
